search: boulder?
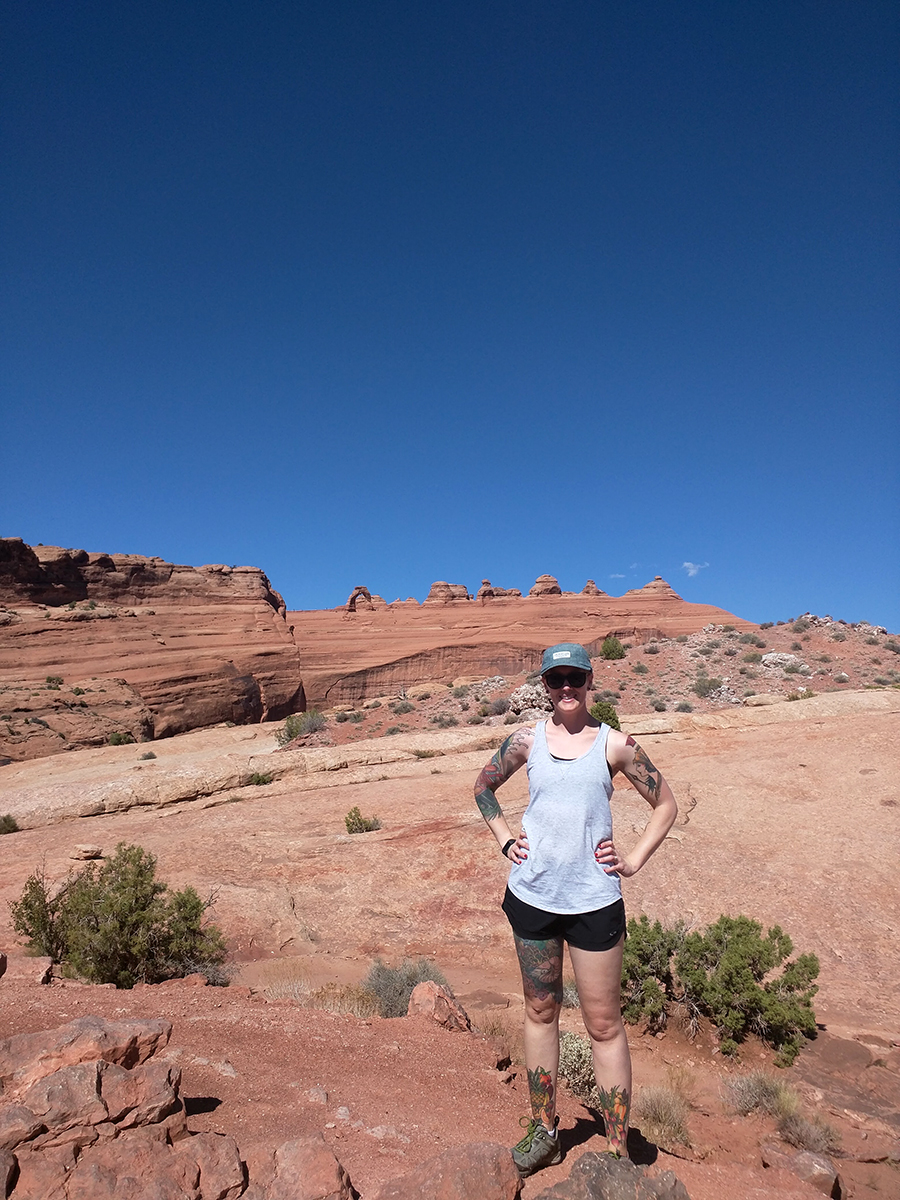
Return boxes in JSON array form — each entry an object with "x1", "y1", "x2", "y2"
[
  {"x1": 0, "y1": 1015, "x2": 172, "y2": 1093},
  {"x1": 266, "y1": 1133, "x2": 356, "y2": 1199},
  {"x1": 407, "y1": 981, "x2": 471, "y2": 1031},
  {"x1": 371, "y1": 1141, "x2": 521, "y2": 1200},
  {"x1": 531, "y1": 1151, "x2": 691, "y2": 1198},
  {"x1": 529, "y1": 575, "x2": 561, "y2": 597},
  {"x1": 761, "y1": 1143, "x2": 843, "y2": 1197},
  {"x1": 507, "y1": 684, "x2": 552, "y2": 717}
]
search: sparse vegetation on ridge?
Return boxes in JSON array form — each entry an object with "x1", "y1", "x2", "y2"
[
  {"x1": 363, "y1": 957, "x2": 450, "y2": 1017},
  {"x1": 276, "y1": 711, "x2": 326, "y2": 745},
  {"x1": 344, "y1": 806, "x2": 381, "y2": 834}
]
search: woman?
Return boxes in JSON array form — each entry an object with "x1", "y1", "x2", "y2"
[{"x1": 474, "y1": 642, "x2": 678, "y2": 1176}]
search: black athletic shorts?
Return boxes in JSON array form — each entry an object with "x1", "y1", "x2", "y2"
[{"x1": 502, "y1": 888, "x2": 626, "y2": 952}]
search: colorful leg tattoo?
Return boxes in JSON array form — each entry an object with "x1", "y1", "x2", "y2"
[
  {"x1": 527, "y1": 1065, "x2": 555, "y2": 1127},
  {"x1": 597, "y1": 1084, "x2": 630, "y2": 1157},
  {"x1": 513, "y1": 934, "x2": 564, "y2": 1004}
]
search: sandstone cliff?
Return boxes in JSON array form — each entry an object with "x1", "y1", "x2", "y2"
[
  {"x1": 0, "y1": 540, "x2": 304, "y2": 761},
  {"x1": 289, "y1": 573, "x2": 752, "y2": 707}
]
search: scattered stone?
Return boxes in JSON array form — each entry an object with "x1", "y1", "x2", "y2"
[
  {"x1": 71, "y1": 844, "x2": 103, "y2": 859},
  {"x1": 267, "y1": 1133, "x2": 357, "y2": 1200},
  {"x1": 761, "y1": 1142, "x2": 843, "y2": 1197},
  {"x1": 370, "y1": 1141, "x2": 521, "y2": 1200},
  {"x1": 407, "y1": 981, "x2": 471, "y2": 1031},
  {"x1": 507, "y1": 684, "x2": 552, "y2": 717},
  {"x1": 0, "y1": 956, "x2": 52, "y2": 987},
  {"x1": 531, "y1": 1150, "x2": 691, "y2": 1198},
  {"x1": 761, "y1": 652, "x2": 802, "y2": 669}
]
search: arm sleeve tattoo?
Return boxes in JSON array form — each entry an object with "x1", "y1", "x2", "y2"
[
  {"x1": 474, "y1": 727, "x2": 531, "y2": 821},
  {"x1": 622, "y1": 735, "x2": 662, "y2": 802}
]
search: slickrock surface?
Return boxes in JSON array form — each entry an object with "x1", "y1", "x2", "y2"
[
  {"x1": 1, "y1": 688, "x2": 899, "y2": 1197},
  {"x1": 0, "y1": 539, "x2": 304, "y2": 761},
  {"x1": 289, "y1": 576, "x2": 752, "y2": 706}
]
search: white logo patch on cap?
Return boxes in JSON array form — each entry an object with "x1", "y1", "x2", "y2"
[{"x1": 552, "y1": 651, "x2": 571, "y2": 660}]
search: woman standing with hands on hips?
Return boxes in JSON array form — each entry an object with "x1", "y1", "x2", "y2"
[{"x1": 474, "y1": 643, "x2": 678, "y2": 1176}]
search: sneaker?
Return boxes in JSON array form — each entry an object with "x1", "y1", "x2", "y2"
[{"x1": 511, "y1": 1116, "x2": 562, "y2": 1176}]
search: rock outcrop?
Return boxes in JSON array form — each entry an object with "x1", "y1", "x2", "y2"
[
  {"x1": 532, "y1": 1151, "x2": 691, "y2": 1198},
  {"x1": 581, "y1": 580, "x2": 607, "y2": 597},
  {"x1": 528, "y1": 574, "x2": 562, "y2": 597},
  {"x1": 424, "y1": 582, "x2": 471, "y2": 604},
  {"x1": 289, "y1": 577, "x2": 751, "y2": 707},
  {"x1": 0, "y1": 540, "x2": 304, "y2": 762}
]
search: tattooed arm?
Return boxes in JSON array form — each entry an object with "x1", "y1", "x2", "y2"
[
  {"x1": 474, "y1": 726, "x2": 535, "y2": 862},
  {"x1": 597, "y1": 729, "x2": 678, "y2": 878}
]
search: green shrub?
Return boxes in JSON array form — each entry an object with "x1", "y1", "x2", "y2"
[
  {"x1": 385, "y1": 725, "x2": 403, "y2": 735},
  {"x1": 139, "y1": 751, "x2": 157, "y2": 760},
  {"x1": 108, "y1": 731, "x2": 135, "y2": 746},
  {"x1": 0, "y1": 814, "x2": 20, "y2": 835},
  {"x1": 599, "y1": 636, "x2": 626, "y2": 660},
  {"x1": 345, "y1": 806, "x2": 381, "y2": 834},
  {"x1": 10, "y1": 844, "x2": 227, "y2": 988},
  {"x1": 632, "y1": 663, "x2": 649, "y2": 675},
  {"x1": 504, "y1": 712, "x2": 519, "y2": 724},
  {"x1": 276, "y1": 711, "x2": 326, "y2": 745},
  {"x1": 248, "y1": 772, "x2": 273, "y2": 785},
  {"x1": 831, "y1": 631, "x2": 846, "y2": 642},
  {"x1": 759, "y1": 621, "x2": 773, "y2": 629},
  {"x1": 348, "y1": 710, "x2": 365, "y2": 723},
  {"x1": 784, "y1": 663, "x2": 802, "y2": 674},
  {"x1": 834, "y1": 673, "x2": 849, "y2": 683},
  {"x1": 391, "y1": 700, "x2": 415, "y2": 715},
  {"x1": 651, "y1": 700, "x2": 667, "y2": 712},
  {"x1": 791, "y1": 641, "x2": 803, "y2": 651},
  {"x1": 588, "y1": 700, "x2": 620, "y2": 730},
  {"x1": 621, "y1": 915, "x2": 819, "y2": 1065},
  {"x1": 787, "y1": 689, "x2": 814, "y2": 701},
  {"x1": 335, "y1": 711, "x2": 350, "y2": 723},
  {"x1": 643, "y1": 643, "x2": 660, "y2": 655},
  {"x1": 45, "y1": 675, "x2": 63, "y2": 689},
  {"x1": 451, "y1": 685, "x2": 469, "y2": 698},
  {"x1": 621, "y1": 915, "x2": 684, "y2": 1032},
  {"x1": 692, "y1": 677, "x2": 722, "y2": 698},
  {"x1": 886, "y1": 640, "x2": 900, "y2": 654},
  {"x1": 562, "y1": 979, "x2": 580, "y2": 1008},
  {"x1": 72, "y1": 687, "x2": 86, "y2": 695},
  {"x1": 363, "y1": 957, "x2": 449, "y2": 1017},
  {"x1": 742, "y1": 652, "x2": 762, "y2": 663},
  {"x1": 675, "y1": 916, "x2": 819, "y2": 1064},
  {"x1": 675, "y1": 701, "x2": 693, "y2": 712},
  {"x1": 676, "y1": 634, "x2": 688, "y2": 643},
  {"x1": 792, "y1": 619, "x2": 810, "y2": 633},
  {"x1": 489, "y1": 697, "x2": 510, "y2": 715},
  {"x1": 738, "y1": 633, "x2": 756, "y2": 644}
]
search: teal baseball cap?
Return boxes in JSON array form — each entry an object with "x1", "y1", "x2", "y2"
[{"x1": 540, "y1": 643, "x2": 593, "y2": 674}]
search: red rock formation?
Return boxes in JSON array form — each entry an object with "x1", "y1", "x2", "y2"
[
  {"x1": 288, "y1": 577, "x2": 752, "y2": 706},
  {"x1": 0, "y1": 540, "x2": 304, "y2": 761},
  {"x1": 529, "y1": 574, "x2": 562, "y2": 597},
  {"x1": 581, "y1": 579, "x2": 607, "y2": 597},
  {"x1": 475, "y1": 580, "x2": 522, "y2": 601},
  {"x1": 424, "y1": 581, "x2": 471, "y2": 604}
]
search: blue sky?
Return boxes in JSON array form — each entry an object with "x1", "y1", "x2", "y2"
[{"x1": 2, "y1": 2, "x2": 897, "y2": 627}]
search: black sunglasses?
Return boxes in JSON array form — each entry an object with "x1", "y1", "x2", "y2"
[{"x1": 543, "y1": 670, "x2": 588, "y2": 689}]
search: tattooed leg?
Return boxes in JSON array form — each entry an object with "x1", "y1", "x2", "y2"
[
  {"x1": 515, "y1": 934, "x2": 564, "y2": 1127},
  {"x1": 597, "y1": 1084, "x2": 630, "y2": 1157},
  {"x1": 568, "y1": 941, "x2": 632, "y2": 1157}
]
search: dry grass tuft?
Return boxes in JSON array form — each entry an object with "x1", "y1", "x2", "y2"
[
  {"x1": 665, "y1": 1064, "x2": 698, "y2": 1107},
  {"x1": 558, "y1": 1031, "x2": 598, "y2": 1104},
  {"x1": 306, "y1": 982, "x2": 380, "y2": 1018},
  {"x1": 635, "y1": 1085, "x2": 691, "y2": 1148},
  {"x1": 261, "y1": 960, "x2": 312, "y2": 1003},
  {"x1": 724, "y1": 1070, "x2": 798, "y2": 1119},
  {"x1": 777, "y1": 1111, "x2": 840, "y2": 1154},
  {"x1": 477, "y1": 1010, "x2": 524, "y2": 1064}
]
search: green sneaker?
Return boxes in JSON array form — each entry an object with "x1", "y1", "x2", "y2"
[{"x1": 511, "y1": 1116, "x2": 562, "y2": 1176}]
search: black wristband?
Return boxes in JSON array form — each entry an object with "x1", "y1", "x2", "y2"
[{"x1": 501, "y1": 838, "x2": 516, "y2": 859}]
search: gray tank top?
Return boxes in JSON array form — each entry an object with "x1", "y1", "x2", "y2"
[{"x1": 507, "y1": 721, "x2": 622, "y2": 915}]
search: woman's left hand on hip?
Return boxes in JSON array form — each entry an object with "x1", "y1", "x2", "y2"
[{"x1": 595, "y1": 838, "x2": 636, "y2": 878}]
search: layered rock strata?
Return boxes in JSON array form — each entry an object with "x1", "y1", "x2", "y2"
[
  {"x1": 0, "y1": 540, "x2": 303, "y2": 762},
  {"x1": 290, "y1": 576, "x2": 752, "y2": 707}
]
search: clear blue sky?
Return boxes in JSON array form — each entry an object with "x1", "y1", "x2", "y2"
[{"x1": 2, "y1": 2, "x2": 897, "y2": 628}]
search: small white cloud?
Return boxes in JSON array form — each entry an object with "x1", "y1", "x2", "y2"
[
  {"x1": 682, "y1": 561, "x2": 709, "y2": 578},
  {"x1": 609, "y1": 573, "x2": 625, "y2": 578},
  {"x1": 629, "y1": 563, "x2": 638, "y2": 570}
]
